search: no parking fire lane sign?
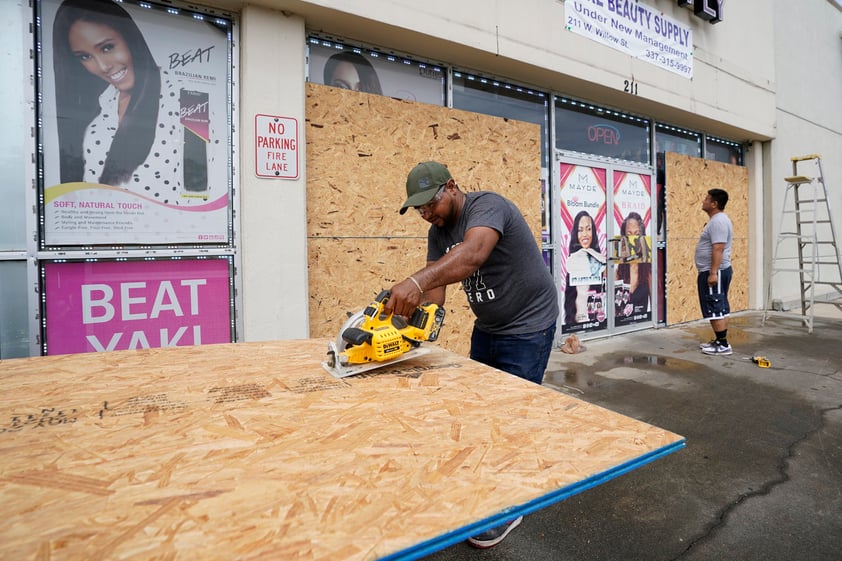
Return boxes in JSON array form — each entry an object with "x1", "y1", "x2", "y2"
[{"x1": 255, "y1": 114, "x2": 299, "y2": 179}]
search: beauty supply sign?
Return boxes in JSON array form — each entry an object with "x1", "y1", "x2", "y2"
[
  {"x1": 565, "y1": 0, "x2": 694, "y2": 78},
  {"x1": 44, "y1": 258, "x2": 232, "y2": 355}
]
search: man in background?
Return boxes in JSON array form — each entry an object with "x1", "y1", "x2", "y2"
[{"x1": 695, "y1": 188, "x2": 734, "y2": 355}]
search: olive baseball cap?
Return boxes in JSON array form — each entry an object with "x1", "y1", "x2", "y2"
[{"x1": 399, "y1": 161, "x2": 452, "y2": 215}]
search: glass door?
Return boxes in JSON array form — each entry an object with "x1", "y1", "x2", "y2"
[
  {"x1": 609, "y1": 167, "x2": 655, "y2": 332},
  {"x1": 556, "y1": 156, "x2": 656, "y2": 338}
]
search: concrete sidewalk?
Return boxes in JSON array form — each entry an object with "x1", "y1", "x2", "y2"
[{"x1": 423, "y1": 308, "x2": 842, "y2": 561}]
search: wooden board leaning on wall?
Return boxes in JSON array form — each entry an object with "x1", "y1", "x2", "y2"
[{"x1": 665, "y1": 152, "x2": 749, "y2": 324}]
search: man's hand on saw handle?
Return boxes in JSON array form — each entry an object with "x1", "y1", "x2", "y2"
[{"x1": 384, "y1": 278, "x2": 424, "y2": 318}]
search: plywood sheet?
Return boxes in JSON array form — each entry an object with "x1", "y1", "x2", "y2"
[
  {"x1": 305, "y1": 83, "x2": 542, "y2": 356},
  {"x1": 1, "y1": 341, "x2": 683, "y2": 561},
  {"x1": 665, "y1": 153, "x2": 749, "y2": 324}
]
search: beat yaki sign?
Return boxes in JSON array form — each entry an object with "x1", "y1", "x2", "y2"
[{"x1": 44, "y1": 259, "x2": 232, "y2": 355}]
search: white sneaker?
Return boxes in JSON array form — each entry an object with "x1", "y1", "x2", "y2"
[
  {"x1": 702, "y1": 342, "x2": 732, "y2": 355},
  {"x1": 467, "y1": 516, "x2": 523, "y2": 549}
]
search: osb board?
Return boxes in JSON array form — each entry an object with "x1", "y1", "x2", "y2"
[
  {"x1": 665, "y1": 238, "x2": 749, "y2": 324},
  {"x1": 309, "y1": 237, "x2": 475, "y2": 354},
  {"x1": 665, "y1": 153, "x2": 749, "y2": 324},
  {"x1": 0, "y1": 341, "x2": 683, "y2": 561},
  {"x1": 305, "y1": 83, "x2": 542, "y2": 357}
]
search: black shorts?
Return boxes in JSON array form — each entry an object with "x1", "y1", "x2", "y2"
[{"x1": 697, "y1": 266, "x2": 732, "y2": 319}]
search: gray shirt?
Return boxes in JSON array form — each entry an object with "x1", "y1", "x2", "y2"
[
  {"x1": 427, "y1": 191, "x2": 559, "y2": 334},
  {"x1": 694, "y1": 212, "x2": 733, "y2": 272}
]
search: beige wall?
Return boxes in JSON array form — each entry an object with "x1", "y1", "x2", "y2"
[
  {"x1": 242, "y1": 0, "x2": 776, "y2": 142},
  {"x1": 767, "y1": 0, "x2": 842, "y2": 306},
  {"x1": 239, "y1": 6, "x2": 310, "y2": 340}
]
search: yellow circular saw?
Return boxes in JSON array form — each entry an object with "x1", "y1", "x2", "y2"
[{"x1": 322, "y1": 290, "x2": 445, "y2": 378}]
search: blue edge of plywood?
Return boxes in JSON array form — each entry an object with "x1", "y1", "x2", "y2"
[{"x1": 379, "y1": 438, "x2": 686, "y2": 561}]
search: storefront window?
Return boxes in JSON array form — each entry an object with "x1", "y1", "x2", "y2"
[
  {"x1": 453, "y1": 71, "x2": 552, "y2": 269},
  {"x1": 308, "y1": 38, "x2": 445, "y2": 105},
  {"x1": 0, "y1": 261, "x2": 29, "y2": 358},
  {"x1": 1, "y1": 1, "x2": 33, "y2": 358},
  {"x1": 30, "y1": 0, "x2": 238, "y2": 357},
  {"x1": 654, "y1": 123, "x2": 702, "y2": 236},
  {"x1": 655, "y1": 123, "x2": 702, "y2": 157},
  {"x1": 0, "y1": 1, "x2": 28, "y2": 251},
  {"x1": 706, "y1": 136, "x2": 744, "y2": 165},
  {"x1": 453, "y1": 71, "x2": 549, "y2": 168},
  {"x1": 554, "y1": 97, "x2": 650, "y2": 164}
]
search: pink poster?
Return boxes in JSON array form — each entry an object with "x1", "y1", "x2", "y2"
[
  {"x1": 613, "y1": 172, "x2": 653, "y2": 326},
  {"x1": 559, "y1": 162, "x2": 608, "y2": 334},
  {"x1": 44, "y1": 259, "x2": 232, "y2": 355}
]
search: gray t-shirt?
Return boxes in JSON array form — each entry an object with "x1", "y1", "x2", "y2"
[
  {"x1": 694, "y1": 211, "x2": 733, "y2": 272},
  {"x1": 427, "y1": 191, "x2": 559, "y2": 334}
]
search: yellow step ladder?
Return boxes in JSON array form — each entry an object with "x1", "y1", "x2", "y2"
[{"x1": 763, "y1": 155, "x2": 842, "y2": 332}]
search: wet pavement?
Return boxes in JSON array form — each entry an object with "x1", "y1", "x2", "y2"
[{"x1": 422, "y1": 309, "x2": 842, "y2": 561}]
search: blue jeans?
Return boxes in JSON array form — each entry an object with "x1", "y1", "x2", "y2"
[{"x1": 469, "y1": 324, "x2": 557, "y2": 385}]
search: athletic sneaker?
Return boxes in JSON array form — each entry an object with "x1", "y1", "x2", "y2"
[
  {"x1": 699, "y1": 340, "x2": 717, "y2": 350},
  {"x1": 466, "y1": 516, "x2": 523, "y2": 549},
  {"x1": 702, "y1": 341, "x2": 732, "y2": 355}
]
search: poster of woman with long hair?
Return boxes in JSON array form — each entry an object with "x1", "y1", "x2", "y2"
[
  {"x1": 559, "y1": 163, "x2": 608, "y2": 334},
  {"x1": 308, "y1": 40, "x2": 445, "y2": 104},
  {"x1": 613, "y1": 171, "x2": 653, "y2": 326},
  {"x1": 40, "y1": 0, "x2": 231, "y2": 245}
]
